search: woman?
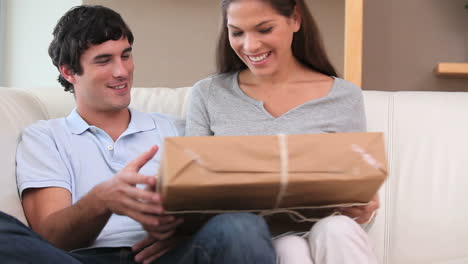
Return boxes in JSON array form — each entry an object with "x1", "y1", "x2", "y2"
[{"x1": 186, "y1": 0, "x2": 379, "y2": 263}]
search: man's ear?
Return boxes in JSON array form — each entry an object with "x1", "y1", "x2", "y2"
[{"x1": 59, "y1": 65, "x2": 76, "y2": 84}]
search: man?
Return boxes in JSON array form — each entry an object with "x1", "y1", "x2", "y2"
[{"x1": 0, "y1": 5, "x2": 276, "y2": 263}]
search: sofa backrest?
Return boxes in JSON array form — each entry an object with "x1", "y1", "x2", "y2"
[
  {"x1": 25, "y1": 86, "x2": 192, "y2": 119},
  {"x1": 0, "y1": 88, "x2": 50, "y2": 224},
  {"x1": 1, "y1": 86, "x2": 467, "y2": 264},
  {"x1": 364, "y1": 90, "x2": 468, "y2": 264}
]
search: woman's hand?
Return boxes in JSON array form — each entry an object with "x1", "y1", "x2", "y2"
[{"x1": 338, "y1": 195, "x2": 379, "y2": 224}]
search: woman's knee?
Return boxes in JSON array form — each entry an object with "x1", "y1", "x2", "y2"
[
  {"x1": 307, "y1": 216, "x2": 377, "y2": 262},
  {"x1": 308, "y1": 215, "x2": 368, "y2": 247},
  {"x1": 274, "y1": 235, "x2": 313, "y2": 264},
  {"x1": 311, "y1": 215, "x2": 361, "y2": 236}
]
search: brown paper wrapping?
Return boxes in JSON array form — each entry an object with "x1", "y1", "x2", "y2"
[{"x1": 158, "y1": 132, "x2": 387, "y2": 234}]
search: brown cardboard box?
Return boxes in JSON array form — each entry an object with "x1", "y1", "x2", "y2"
[{"x1": 158, "y1": 132, "x2": 387, "y2": 233}]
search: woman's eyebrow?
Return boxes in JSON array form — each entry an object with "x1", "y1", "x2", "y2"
[{"x1": 228, "y1": 20, "x2": 274, "y2": 29}]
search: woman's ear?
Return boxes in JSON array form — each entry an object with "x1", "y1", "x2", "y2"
[
  {"x1": 59, "y1": 65, "x2": 76, "y2": 84},
  {"x1": 291, "y1": 7, "x2": 302, "y2": 32}
]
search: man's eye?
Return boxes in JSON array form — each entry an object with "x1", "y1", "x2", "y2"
[
  {"x1": 122, "y1": 54, "x2": 131, "y2": 59},
  {"x1": 96, "y1": 59, "x2": 110, "y2": 64},
  {"x1": 259, "y1": 27, "x2": 273, "y2": 34}
]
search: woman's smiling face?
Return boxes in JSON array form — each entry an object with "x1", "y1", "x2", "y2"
[{"x1": 226, "y1": 0, "x2": 300, "y2": 77}]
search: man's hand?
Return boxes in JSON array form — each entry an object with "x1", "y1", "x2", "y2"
[
  {"x1": 132, "y1": 235, "x2": 184, "y2": 264},
  {"x1": 338, "y1": 195, "x2": 379, "y2": 224},
  {"x1": 141, "y1": 176, "x2": 184, "y2": 240},
  {"x1": 142, "y1": 214, "x2": 184, "y2": 240},
  {"x1": 91, "y1": 146, "x2": 164, "y2": 228}
]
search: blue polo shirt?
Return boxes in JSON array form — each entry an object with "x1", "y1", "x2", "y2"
[{"x1": 16, "y1": 108, "x2": 183, "y2": 249}]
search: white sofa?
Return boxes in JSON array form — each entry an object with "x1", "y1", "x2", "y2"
[{"x1": 1, "y1": 86, "x2": 467, "y2": 264}]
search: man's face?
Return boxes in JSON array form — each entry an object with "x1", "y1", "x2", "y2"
[{"x1": 68, "y1": 37, "x2": 134, "y2": 115}]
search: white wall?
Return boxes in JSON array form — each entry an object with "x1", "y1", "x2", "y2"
[
  {"x1": 1, "y1": 0, "x2": 345, "y2": 88},
  {"x1": 2, "y1": 0, "x2": 81, "y2": 88},
  {"x1": 85, "y1": 0, "x2": 222, "y2": 87},
  {"x1": 308, "y1": 0, "x2": 344, "y2": 77},
  {"x1": 86, "y1": 0, "x2": 345, "y2": 87},
  {"x1": 363, "y1": 0, "x2": 468, "y2": 91}
]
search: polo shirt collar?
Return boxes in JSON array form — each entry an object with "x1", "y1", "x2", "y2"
[
  {"x1": 126, "y1": 108, "x2": 156, "y2": 134},
  {"x1": 66, "y1": 109, "x2": 90, "y2": 134},
  {"x1": 66, "y1": 108, "x2": 156, "y2": 135}
]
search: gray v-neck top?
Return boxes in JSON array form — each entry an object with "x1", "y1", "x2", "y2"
[{"x1": 185, "y1": 72, "x2": 366, "y2": 136}]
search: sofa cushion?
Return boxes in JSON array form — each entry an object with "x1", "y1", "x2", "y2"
[
  {"x1": 24, "y1": 86, "x2": 192, "y2": 119},
  {"x1": 0, "y1": 88, "x2": 49, "y2": 224},
  {"x1": 365, "y1": 91, "x2": 468, "y2": 264},
  {"x1": 130, "y1": 87, "x2": 191, "y2": 118}
]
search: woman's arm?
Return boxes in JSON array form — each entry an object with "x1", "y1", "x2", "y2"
[{"x1": 185, "y1": 79, "x2": 214, "y2": 136}]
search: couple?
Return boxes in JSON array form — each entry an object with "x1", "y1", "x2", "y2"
[{"x1": 0, "y1": 1, "x2": 379, "y2": 264}]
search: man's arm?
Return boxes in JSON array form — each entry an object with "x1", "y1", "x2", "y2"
[
  {"x1": 22, "y1": 146, "x2": 165, "y2": 251},
  {"x1": 22, "y1": 187, "x2": 110, "y2": 250}
]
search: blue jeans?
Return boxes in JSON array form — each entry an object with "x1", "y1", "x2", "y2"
[{"x1": 0, "y1": 211, "x2": 276, "y2": 264}]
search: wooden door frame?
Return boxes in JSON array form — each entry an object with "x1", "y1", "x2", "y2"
[{"x1": 344, "y1": 0, "x2": 363, "y2": 87}]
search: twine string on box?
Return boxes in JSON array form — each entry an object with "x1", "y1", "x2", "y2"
[{"x1": 274, "y1": 134, "x2": 289, "y2": 209}]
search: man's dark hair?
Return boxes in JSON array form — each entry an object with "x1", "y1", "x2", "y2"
[{"x1": 48, "y1": 5, "x2": 134, "y2": 93}]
